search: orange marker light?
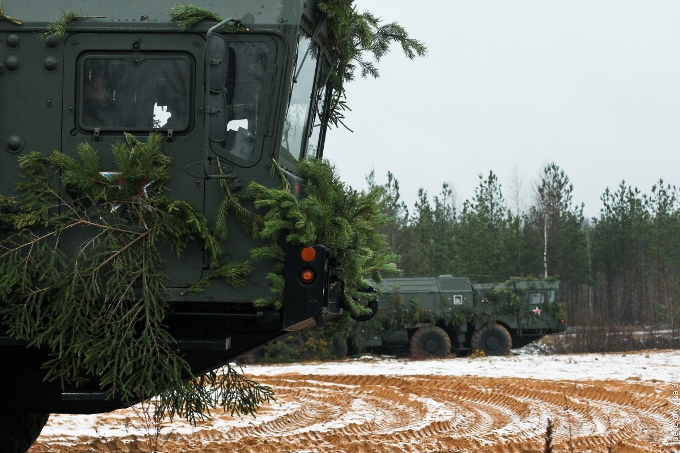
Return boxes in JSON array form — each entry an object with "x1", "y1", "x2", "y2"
[
  {"x1": 300, "y1": 268, "x2": 315, "y2": 284},
  {"x1": 301, "y1": 246, "x2": 316, "y2": 262}
]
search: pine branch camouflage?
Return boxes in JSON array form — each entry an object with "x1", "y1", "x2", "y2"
[
  {"x1": 249, "y1": 159, "x2": 399, "y2": 313},
  {"x1": 0, "y1": 136, "x2": 399, "y2": 421},
  {"x1": 0, "y1": 134, "x2": 269, "y2": 419},
  {"x1": 0, "y1": 0, "x2": 410, "y2": 424}
]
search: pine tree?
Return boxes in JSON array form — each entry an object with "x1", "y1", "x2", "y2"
[
  {"x1": 366, "y1": 171, "x2": 409, "y2": 277},
  {"x1": 591, "y1": 182, "x2": 648, "y2": 324},
  {"x1": 454, "y1": 172, "x2": 509, "y2": 281},
  {"x1": 405, "y1": 184, "x2": 457, "y2": 277},
  {"x1": 644, "y1": 181, "x2": 680, "y2": 325},
  {"x1": 526, "y1": 164, "x2": 589, "y2": 323},
  {"x1": 530, "y1": 163, "x2": 588, "y2": 282}
]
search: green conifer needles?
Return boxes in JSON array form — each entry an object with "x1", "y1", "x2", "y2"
[
  {"x1": 170, "y1": 4, "x2": 221, "y2": 31},
  {"x1": 0, "y1": 134, "x2": 269, "y2": 416},
  {"x1": 318, "y1": 0, "x2": 427, "y2": 129},
  {"x1": 156, "y1": 367, "x2": 274, "y2": 423},
  {"x1": 170, "y1": 4, "x2": 241, "y2": 32},
  {"x1": 43, "y1": 11, "x2": 106, "y2": 40},
  {"x1": 0, "y1": 138, "x2": 396, "y2": 416},
  {"x1": 45, "y1": 11, "x2": 82, "y2": 38},
  {"x1": 249, "y1": 159, "x2": 399, "y2": 314}
]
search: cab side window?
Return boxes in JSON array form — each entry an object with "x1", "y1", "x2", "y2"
[
  {"x1": 80, "y1": 56, "x2": 191, "y2": 131},
  {"x1": 207, "y1": 38, "x2": 270, "y2": 161},
  {"x1": 529, "y1": 292, "x2": 545, "y2": 305}
]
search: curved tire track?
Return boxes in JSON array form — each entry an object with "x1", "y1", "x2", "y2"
[{"x1": 31, "y1": 372, "x2": 677, "y2": 452}]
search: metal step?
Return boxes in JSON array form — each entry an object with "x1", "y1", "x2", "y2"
[
  {"x1": 62, "y1": 392, "x2": 109, "y2": 401},
  {"x1": 176, "y1": 337, "x2": 231, "y2": 351}
]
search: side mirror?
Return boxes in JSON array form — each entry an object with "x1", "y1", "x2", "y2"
[
  {"x1": 208, "y1": 34, "x2": 228, "y2": 92},
  {"x1": 206, "y1": 34, "x2": 236, "y2": 143}
]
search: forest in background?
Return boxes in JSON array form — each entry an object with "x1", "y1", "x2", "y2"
[{"x1": 369, "y1": 162, "x2": 680, "y2": 329}]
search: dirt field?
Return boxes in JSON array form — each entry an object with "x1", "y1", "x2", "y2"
[{"x1": 30, "y1": 352, "x2": 680, "y2": 453}]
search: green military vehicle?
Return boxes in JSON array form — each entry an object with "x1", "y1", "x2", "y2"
[
  {"x1": 0, "y1": 1, "x2": 398, "y2": 451},
  {"x1": 355, "y1": 275, "x2": 565, "y2": 358}
]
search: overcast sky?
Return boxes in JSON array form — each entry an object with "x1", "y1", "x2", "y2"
[{"x1": 323, "y1": 0, "x2": 680, "y2": 218}]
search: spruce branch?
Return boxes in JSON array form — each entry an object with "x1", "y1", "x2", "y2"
[
  {"x1": 183, "y1": 261, "x2": 252, "y2": 294},
  {"x1": 0, "y1": 133, "x2": 282, "y2": 423},
  {"x1": 211, "y1": 156, "x2": 262, "y2": 245},
  {"x1": 44, "y1": 11, "x2": 106, "y2": 40},
  {"x1": 248, "y1": 159, "x2": 399, "y2": 313},
  {"x1": 170, "y1": 4, "x2": 221, "y2": 31},
  {"x1": 0, "y1": 2, "x2": 21, "y2": 25},
  {"x1": 170, "y1": 4, "x2": 243, "y2": 32},
  {"x1": 156, "y1": 365, "x2": 274, "y2": 424},
  {"x1": 254, "y1": 273, "x2": 285, "y2": 308},
  {"x1": 0, "y1": 134, "x2": 265, "y2": 421},
  {"x1": 318, "y1": 0, "x2": 426, "y2": 130}
]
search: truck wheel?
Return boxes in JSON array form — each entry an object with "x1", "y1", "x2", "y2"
[
  {"x1": 0, "y1": 412, "x2": 49, "y2": 453},
  {"x1": 409, "y1": 326, "x2": 451, "y2": 359},
  {"x1": 471, "y1": 324, "x2": 512, "y2": 356}
]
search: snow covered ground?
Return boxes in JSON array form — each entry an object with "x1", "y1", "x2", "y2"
[
  {"x1": 241, "y1": 348, "x2": 679, "y2": 382},
  {"x1": 33, "y1": 349, "x2": 680, "y2": 453}
]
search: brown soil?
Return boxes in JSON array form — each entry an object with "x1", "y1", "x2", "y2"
[{"x1": 29, "y1": 373, "x2": 677, "y2": 453}]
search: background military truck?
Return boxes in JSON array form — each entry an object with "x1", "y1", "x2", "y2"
[
  {"x1": 354, "y1": 275, "x2": 565, "y2": 358},
  {"x1": 0, "y1": 0, "x2": 415, "y2": 451}
]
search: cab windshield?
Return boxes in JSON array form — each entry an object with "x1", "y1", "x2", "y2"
[{"x1": 280, "y1": 31, "x2": 331, "y2": 162}]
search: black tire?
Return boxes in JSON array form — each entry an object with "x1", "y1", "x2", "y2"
[
  {"x1": 409, "y1": 326, "x2": 451, "y2": 359},
  {"x1": 0, "y1": 412, "x2": 50, "y2": 453},
  {"x1": 471, "y1": 324, "x2": 512, "y2": 356}
]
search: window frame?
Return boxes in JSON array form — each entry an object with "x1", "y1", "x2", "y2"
[
  {"x1": 205, "y1": 33, "x2": 280, "y2": 168},
  {"x1": 77, "y1": 52, "x2": 194, "y2": 133},
  {"x1": 278, "y1": 26, "x2": 334, "y2": 165},
  {"x1": 529, "y1": 292, "x2": 546, "y2": 305}
]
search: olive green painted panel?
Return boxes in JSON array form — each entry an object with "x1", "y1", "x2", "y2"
[{"x1": 0, "y1": 1, "x2": 301, "y2": 27}]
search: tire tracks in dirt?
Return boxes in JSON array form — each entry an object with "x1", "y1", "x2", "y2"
[{"x1": 31, "y1": 373, "x2": 677, "y2": 453}]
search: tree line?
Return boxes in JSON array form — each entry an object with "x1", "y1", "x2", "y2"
[{"x1": 368, "y1": 163, "x2": 680, "y2": 328}]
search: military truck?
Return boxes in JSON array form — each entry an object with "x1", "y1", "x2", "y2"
[
  {"x1": 0, "y1": 1, "x2": 394, "y2": 451},
  {"x1": 355, "y1": 275, "x2": 565, "y2": 358}
]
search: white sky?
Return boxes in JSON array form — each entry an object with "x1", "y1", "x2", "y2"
[{"x1": 323, "y1": 0, "x2": 680, "y2": 218}]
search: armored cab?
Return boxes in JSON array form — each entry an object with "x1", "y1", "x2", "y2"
[{"x1": 0, "y1": 0, "x2": 344, "y2": 420}]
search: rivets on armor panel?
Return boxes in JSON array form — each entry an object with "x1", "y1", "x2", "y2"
[
  {"x1": 6, "y1": 34, "x2": 20, "y2": 48},
  {"x1": 6, "y1": 135, "x2": 24, "y2": 154},
  {"x1": 45, "y1": 34, "x2": 61, "y2": 48},
  {"x1": 4, "y1": 56, "x2": 19, "y2": 71},
  {"x1": 44, "y1": 56, "x2": 59, "y2": 72}
]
